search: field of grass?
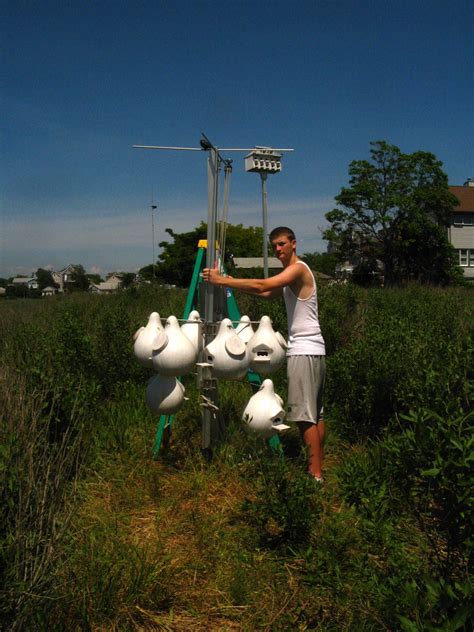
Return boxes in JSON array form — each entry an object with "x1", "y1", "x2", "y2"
[{"x1": 1, "y1": 284, "x2": 472, "y2": 630}]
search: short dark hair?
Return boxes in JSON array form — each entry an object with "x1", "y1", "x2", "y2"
[{"x1": 269, "y1": 226, "x2": 296, "y2": 242}]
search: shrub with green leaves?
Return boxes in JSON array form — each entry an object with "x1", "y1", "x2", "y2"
[{"x1": 326, "y1": 286, "x2": 473, "y2": 441}]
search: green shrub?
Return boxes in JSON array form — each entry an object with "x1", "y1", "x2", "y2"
[
  {"x1": 337, "y1": 405, "x2": 474, "y2": 629},
  {"x1": 326, "y1": 286, "x2": 473, "y2": 441},
  {"x1": 240, "y1": 451, "x2": 322, "y2": 549}
]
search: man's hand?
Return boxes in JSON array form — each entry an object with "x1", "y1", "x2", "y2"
[{"x1": 202, "y1": 268, "x2": 228, "y2": 285}]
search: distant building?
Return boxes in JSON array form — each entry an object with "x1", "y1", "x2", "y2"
[
  {"x1": 41, "y1": 286, "x2": 57, "y2": 297},
  {"x1": 11, "y1": 277, "x2": 39, "y2": 290},
  {"x1": 51, "y1": 264, "x2": 79, "y2": 292},
  {"x1": 449, "y1": 179, "x2": 474, "y2": 281},
  {"x1": 232, "y1": 257, "x2": 283, "y2": 270},
  {"x1": 89, "y1": 273, "x2": 123, "y2": 294}
]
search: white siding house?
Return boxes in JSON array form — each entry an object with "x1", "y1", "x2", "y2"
[{"x1": 448, "y1": 180, "x2": 474, "y2": 281}]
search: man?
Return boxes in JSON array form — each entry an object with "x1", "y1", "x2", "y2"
[{"x1": 202, "y1": 226, "x2": 326, "y2": 481}]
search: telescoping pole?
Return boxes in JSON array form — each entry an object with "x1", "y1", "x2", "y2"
[{"x1": 201, "y1": 146, "x2": 220, "y2": 459}]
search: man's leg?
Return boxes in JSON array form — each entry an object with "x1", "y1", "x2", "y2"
[{"x1": 298, "y1": 420, "x2": 324, "y2": 479}]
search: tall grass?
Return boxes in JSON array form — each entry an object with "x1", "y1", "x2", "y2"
[
  {"x1": 0, "y1": 365, "x2": 86, "y2": 629},
  {"x1": 1, "y1": 284, "x2": 473, "y2": 630}
]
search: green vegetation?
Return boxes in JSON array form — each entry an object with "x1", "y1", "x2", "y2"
[
  {"x1": 1, "y1": 284, "x2": 472, "y2": 630},
  {"x1": 140, "y1": 222, "x2": 265, "y2": 286},
  {"x1": 325, "y1": 140, "x2": 461, "y2": 285}
]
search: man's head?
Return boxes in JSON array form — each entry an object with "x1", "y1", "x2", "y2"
[
  {"x1": 269, "y1": 226, "x2": 297, "y2": 267},
  {"x1": 269, "y1": 226, "x2": 296, "y2": 242}
]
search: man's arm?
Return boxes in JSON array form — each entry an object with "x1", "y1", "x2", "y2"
[{"x1": 202, "y1": 264, "x2": 303, "y2": 297}]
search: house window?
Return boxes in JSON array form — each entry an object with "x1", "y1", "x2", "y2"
[
  {"x1": 459, "y1": 250, "x2": 468, "y2": 266},
  {"x1": 453, "y1": 213, "x2": 474, "y2": 226},
  {"x1": 470, "y1": 250, "x2": 474, "y2": 267}
]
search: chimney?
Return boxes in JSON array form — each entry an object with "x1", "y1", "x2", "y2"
[{"x1": 464, "y1": 178, "x2": 474, "y2": 187}]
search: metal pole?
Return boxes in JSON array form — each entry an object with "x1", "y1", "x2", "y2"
[
  {"x1": 261, "y1": 172, "x2": 269, "y2": 278},
  {"x1": 205, "y1": 147, "x2": 218, "y2": 322},
  {"x1": 201, "y1": 146, "x2": 220, "y2": 460},
  {"x1": 151, "y1": 203, "x2": 157, "y2": 280}
]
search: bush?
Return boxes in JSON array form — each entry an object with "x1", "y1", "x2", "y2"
[
  {"x1": 337, "y1": 405, "x2": 474, "y2": 630},
  {"x1": 240, "y1": 450, "x2": 322, "y2": 550},
  {"x1": 326, "y1": 286, "x2": 473, "y2": 441}
]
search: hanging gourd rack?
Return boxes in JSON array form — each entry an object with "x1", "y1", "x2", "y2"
[{"x1": 133, "y1": 134, "x2": 293, "y2": 461}]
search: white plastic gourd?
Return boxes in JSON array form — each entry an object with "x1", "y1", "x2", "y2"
[
  {"x1": 133, "y1": 312, "x2": 165, "y2": 368},
  {"x1": 151, "y1": 315, "x2": 197, "y2": 376},
  {"x1": 146, "y1": 374, "x2": 185, "y2": 415},
  {"x1": 181, "y1": 310, "x2": 203, "y2": 354},
  {"x1": 247, "y1": 315, "x2": 286, "y2": 375},
  {"x1": 204, "y1": 318, "x2": 250, "y2": 380},
  {"x1": 235, "y1": 315, "x2": 255, "y2": 344},
  {"x1": 242, "y1": 379, "x2": 290, "y2": 438}
]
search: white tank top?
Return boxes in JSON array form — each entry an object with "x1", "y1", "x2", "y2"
[{"x1": 283, "y1": 261, "x2": 325, "y2": 356}]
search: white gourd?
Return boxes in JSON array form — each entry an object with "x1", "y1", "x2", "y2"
[
  {"x1": 133, "y1": 312, "x2": 165, "y2": 368},
  {"x1": 242, "y1": 379, "x2": 290, "y2": 438},
  {"x1": 247, "y1": 315, "x2": 286, "y2": 375},
  {"x1": 204, "y1": 318, "x2": 250, "y2": 380},
  {"x1": 181, "y1": 310, "x2": 203, "y2": 354},
  {"x1": 152, "y1": 315, "x2": 197, "y2": 376},
  {"x1": 146, "y1": 374, "x2": 185, "y2": 415},
  {"x1": 235, "y1": 315, "x2": 255, "y2": 344}
]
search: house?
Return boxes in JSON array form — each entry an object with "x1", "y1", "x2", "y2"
[
  {"x1": 232, "y1": 257, "x2": 283, "y2": 270},
  {"x1": 11, "y1": 277, "x2": 39, "y2": 290},
  {"x1": 448, "y1": 179, "x2": 474, "y2": 281},
  {"x1": 231, "y1": 256, "x2": 332, "y2": 282},
  {"x1": 89, "y1": 273, "x2": 123, "y2": 294},
  {"x1": 41, "y1": 286, "x2": 57, "y2": 297},
  {"x1": 51, "y1": 264, "x2": 80, "y2": 292}
]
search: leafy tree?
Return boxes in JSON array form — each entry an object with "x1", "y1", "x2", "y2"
[
  {"x1": 137, "y1": 264, "x2": 155, "y2": 283},
  {"x1": 70, "y1": 265, "x2": 90, "y2": 291},
  {"x1": 0, "y1": 278, "x2": 8, "y2": 288},
  {"x1": 301, "y1": 252, "x2": 337, "y2": 277},
  {"x1": 35, "y1": 268, "x2": 58, "y2": 290},
  {"x1": 324, "y1": 141, "x2": 460, "y2": 284},
  {"x1": 154, "y1": 222, "x2": 264, "y2": 287},
  {"x1": 120, "y1": 272, "x2": 136, "y2": 288},
  {"x1": 87, "y1": 274, "x2": 103, "y2": 285}
]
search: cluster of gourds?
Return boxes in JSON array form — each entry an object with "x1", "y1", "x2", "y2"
[{"x1": 133, "y1": 311, "x2": 289, "y2": 437}]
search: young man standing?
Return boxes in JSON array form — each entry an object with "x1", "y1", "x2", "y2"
[{"x1": 202, "y1": 227, "x2": 326, "y2": 481}]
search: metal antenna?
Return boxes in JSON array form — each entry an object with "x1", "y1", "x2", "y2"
[{"x1": 151, "y1": 190, "x2": 157, "y2": 281}]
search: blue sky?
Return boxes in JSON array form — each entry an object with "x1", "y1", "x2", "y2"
[{"x1": 2, "y1": 0, "x2": 472, "y2": 278}]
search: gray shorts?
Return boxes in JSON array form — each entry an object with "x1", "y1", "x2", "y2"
[{"x1": 286, "y1": 355, "x2": 325, "y2": 424}]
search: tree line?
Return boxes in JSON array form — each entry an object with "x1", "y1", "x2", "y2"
[
  {"x1": 2, "y1": 140, "x2": 463, "y2": 294},
  {"x1": 143, "y1": 140, "x2": 462, "y2": 287}
]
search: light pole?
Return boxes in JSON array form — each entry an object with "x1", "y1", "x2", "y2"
[
  {"x1": 245, "y1": 147, "x2": 285, "y2": 277},
  {"x1": 151, "y1": 200, "x2": 157, "y2": 281}
]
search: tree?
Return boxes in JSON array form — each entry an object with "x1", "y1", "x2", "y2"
[
  {"x1": 301, "y1": 252, "x2": 337, "y2": 277},
  {"x1": 87, "y1": 273, "x2": 103, "y2": 285},
  {"x1": 120, "y1": 272, "x2": 136, "y2": 288},
  {"x1": 153, "y1": 222, "x2": 264, "y2": 287},
  {"x1": 324, "y1": 141, "x2": 460, "y2": 284},
  {"x1": 35, "y1": 268, "x2": 58, "y2": 290},
  {"x1": 70, "y1": 265, "x2": 90, "y2": 291}
]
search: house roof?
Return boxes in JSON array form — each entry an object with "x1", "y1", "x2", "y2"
[
  {"x1": 91, "y1": 278, "x2": 122, "y2": 291},
  {"x1": 42, "y1": 286, "x2": 57, "y2": 292},
  {"x1": 449, "y1": 185, "x2": 474, "y2": 212},
  {"x1": 12, "y1": 277, "x2": 34, "y2": 284},
  {"x1": 233, "y1": 257, "x2": 283, "y2": 269},
  {"x1": 58, "y1": 264, "x2": 79, "y2": 274}
]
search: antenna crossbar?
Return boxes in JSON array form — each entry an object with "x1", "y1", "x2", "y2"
[{"x1": 133, "y1": 145, "x2": 294, "y2": 152}]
